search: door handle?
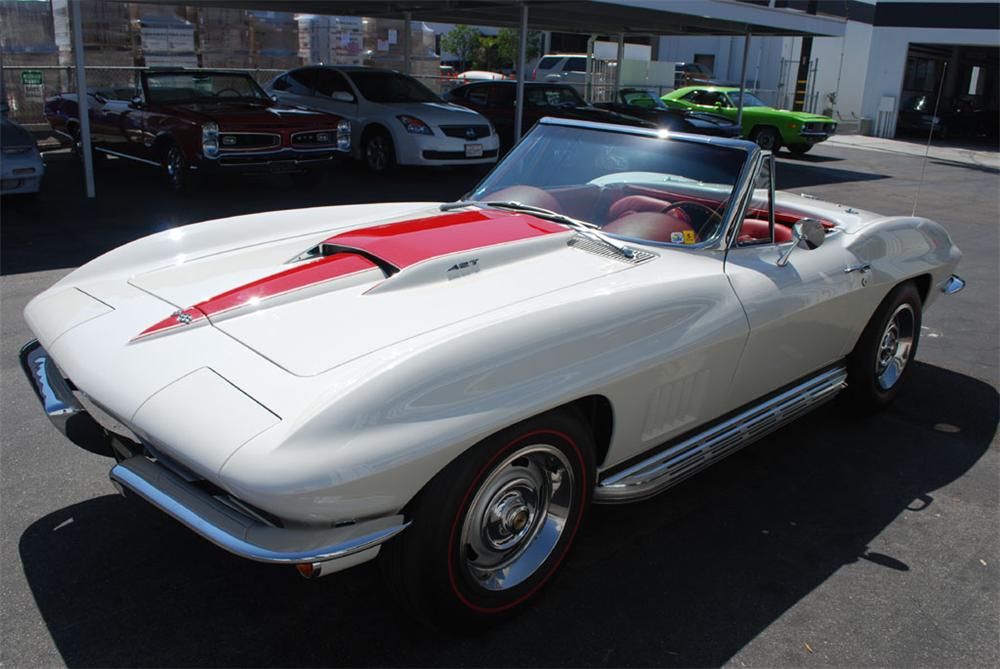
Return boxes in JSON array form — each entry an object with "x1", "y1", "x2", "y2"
[{"x1": 843, "y1": 263, "x2": 871, "y2": 274}]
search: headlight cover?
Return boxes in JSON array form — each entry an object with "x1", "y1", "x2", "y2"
[
  {"x1": 202, "y1": 122, "x2": 219, "y2": 157},
  {"x1": 397, "y1": 115, "x2": 433, "y2": 135}
]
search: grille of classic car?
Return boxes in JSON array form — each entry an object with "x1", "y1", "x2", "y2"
[
  {"x1": 290, "y1": 130, "x2": 339, "y2": 148},
  {"x1": 219, "y1": 133, "x2": 281, "y2": 150},
  {"x1": 439, "y1": 125, "x2": 491, "y2": 139}
]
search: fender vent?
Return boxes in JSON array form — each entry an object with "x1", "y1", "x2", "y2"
[{"x1": 568, "y1": 236, "x2": 655, "y2": 264}]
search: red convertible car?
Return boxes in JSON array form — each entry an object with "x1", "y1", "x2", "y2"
[{"x1": 44, "y1": 70, "x2": 351, "y2": 192}]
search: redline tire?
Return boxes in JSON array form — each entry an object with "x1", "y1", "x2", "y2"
[
  {"x1": 845, "y1": 281, "x2": 922, "y2": 410},
  {"x1": 380, "y1": 408, "x2": 594, "y2": 629}
]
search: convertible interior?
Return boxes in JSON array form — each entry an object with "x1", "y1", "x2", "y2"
[{"x1": 482, "y1": 183, "x2": 831, "y2": 246}]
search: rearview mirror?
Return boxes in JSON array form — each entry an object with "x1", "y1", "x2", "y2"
[
  {"x1": 778, "y1": 218, "x2": 825, "y2": 266},
  {"x1": 330, "y1": 91, "x2": 355, "y2": 103}
]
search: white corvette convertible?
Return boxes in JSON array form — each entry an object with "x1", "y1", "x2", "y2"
[{"x1": 21, "y1": 118, "x2": 964, "y2": 625}]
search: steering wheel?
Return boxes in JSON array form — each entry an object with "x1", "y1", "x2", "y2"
[
  {"x1": 214, "y1": 88, "x2": 241, "y2": 98},
  {"x1": 661, "y1": 201, "x2": 725, "y2": 238}
]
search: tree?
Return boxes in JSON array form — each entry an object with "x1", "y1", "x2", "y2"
[
  {"x1": 495, "y1": 28, "x2": 543, "y2": 70},
  {"x1": 441, "y1": 25, "x2": 481, "y2": 71}
]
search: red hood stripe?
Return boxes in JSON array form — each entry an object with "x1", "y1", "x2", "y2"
[
  {"x1": 322, "y1": 209, "x2": 565, "y2": 268},
  {"x1": 133, "y1": 209, "x2": 564, "y2": 342}
]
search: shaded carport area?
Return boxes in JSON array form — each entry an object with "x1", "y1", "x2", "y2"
[{"x1": 66, "y1": 0, "x2": 846, "y2": 196}]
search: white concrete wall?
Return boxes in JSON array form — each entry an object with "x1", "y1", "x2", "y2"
[{"x1": 808, "y1": 20, "x2": 874, "y2": 121}]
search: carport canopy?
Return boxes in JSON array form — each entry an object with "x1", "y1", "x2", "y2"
[{"x1": 69, "y1": 0, "x2": 846, "y2": 196}]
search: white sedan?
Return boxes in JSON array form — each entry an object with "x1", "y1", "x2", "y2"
[
  {"x1": 268, "y1": 65, "x2": 500, "y2": 173},
  {"x1": 21, "y1": 118, "x2": 964, "y2": 627}
]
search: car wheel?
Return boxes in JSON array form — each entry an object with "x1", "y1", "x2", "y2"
[
  {"x1": 845, "y1": 281, "x2": 922, "y2": 410},
  {"x1": 162, "y1": 143, "x2": 196, "y2": 194},
  {"x1": 788, "y1": 144, "x2": 812, "y2": 156},
  {"x1": 380, "y1": 408, "x2": 594, "y2": 628},
  {"x1": 363, "y1": 129, "x2": 395, "y2": 173},
  {"x1": 751, "y1": 126, "x2": 782, "y2": 152}
]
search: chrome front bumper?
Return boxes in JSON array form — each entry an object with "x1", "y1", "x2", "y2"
[
  {"x1": 110, "y1": 456, "x2": 408, "y2": 566},
  {"x1": 20, "y1": 339, "x2": 409, "y2": 570}
]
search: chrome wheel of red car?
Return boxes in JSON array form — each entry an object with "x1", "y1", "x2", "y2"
[{"x1": 163, "y1": 145, "x2": 188, "y2": 193}]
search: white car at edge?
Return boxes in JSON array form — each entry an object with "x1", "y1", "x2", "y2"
[
  {"x1": 268, "y1": 65, "x2": 500, "y2": 173},
  {"x1": 20, "y1": 117, "x2": 964, "y2": 627}
]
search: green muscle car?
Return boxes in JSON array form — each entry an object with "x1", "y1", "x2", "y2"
[{"x1": 661, "y1": 86, "x2": 837, "y2": 155}]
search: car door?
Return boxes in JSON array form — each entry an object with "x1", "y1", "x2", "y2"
[
  {"x1": 723, "y1": 154, "x2": 872, "y2": 407},
  {"x1": 486, "y1": 84, "x2": 517, "y2": 148}
]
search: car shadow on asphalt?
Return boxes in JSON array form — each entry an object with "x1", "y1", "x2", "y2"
[
  {"x1": 19, "y1": 362, "x2": 997, "y2": 667},
  {"x1": 775, "y1": 160, "x2": 892, "y2": 190}
]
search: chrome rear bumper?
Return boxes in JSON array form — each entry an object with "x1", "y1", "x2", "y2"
[{"x1": 940, "y1": 274, "x2": 966, "y2": 295}]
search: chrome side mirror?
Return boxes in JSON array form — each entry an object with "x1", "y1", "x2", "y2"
[
  {"x1": 130, "y1": 95, "x2": 143, "y2": 107},
  {"x1": 777, "y1": 218, "x2": 825, "y2": 266}
]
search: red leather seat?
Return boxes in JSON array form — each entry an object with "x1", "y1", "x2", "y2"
[
  {"x1": 603, "y1": 211, "x2": 698, "y2": 244},
  {"x1": 738, "y1": 218, "x2": 794, "y2": 244},
  {"x1": 607, "y1": 195, "x2": 673, "y2": 220}
]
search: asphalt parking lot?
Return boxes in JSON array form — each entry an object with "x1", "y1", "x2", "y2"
[{"x1": 2, "y1": 140, "x2": 997, "y2": 667}]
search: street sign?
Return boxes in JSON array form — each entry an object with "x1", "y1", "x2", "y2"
[{"x1": 21, "y1": 70, "x2": 43, "y2": 86}]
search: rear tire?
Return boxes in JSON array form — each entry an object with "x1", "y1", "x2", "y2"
[
  {"x1": 751, "y1": 126, "x2": 782, "y2": 152},
  {"x1": 380, "y1": 408, "x2": 594, "y2": 629},
  {"x1": 845, "y1": 281, "x2": 922, "y2": 410}
]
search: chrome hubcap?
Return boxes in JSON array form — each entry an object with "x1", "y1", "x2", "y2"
[
  {"x1": 875, "y1": 303, "x2": 915, "y2": 390},
  {"x1": 366, "y1": 137, "x2": 386, "y2": 171},
  {"x1": 460, "y1": 444, "x2": 573, "y2": 591},
  {"x1": 166, "y1": 149, "x2": 183, "y2": 187},
  {"x1": 757, "y1": 132, "x2": 775, "y2": 150}
]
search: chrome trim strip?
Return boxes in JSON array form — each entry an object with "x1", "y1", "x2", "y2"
[
  {"x1": 595, "y1": 366, "x2": 848, "y2": 503},
  {"x1": 290, "y1": 128, "x2": 340, "y2": 148},
  {"x1": 940, "y1": 274, "x2": 965, "y2": 294},
  {"x1": 94, "y1": 147, "x2": 161, "y2": 166},
  {"x1": 110, "y1": 456, "x2": 409, "y2": 564}
]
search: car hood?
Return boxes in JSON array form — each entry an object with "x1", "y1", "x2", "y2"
[
  {"x1": 123, "y1": 205, "x2": 637, "y2": 376},
  {"x1": 160, "y1": 101, "x2": 338, "y2": 128},
  {"x1": 371, "y1": 100, "x2": 487, "y2": 125}
]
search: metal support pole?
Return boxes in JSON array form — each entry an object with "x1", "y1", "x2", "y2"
[
  {"x1": 514, "y1": 3, "x2": 528, "y2": 140},
  {"x1": 736, "y1": 28, "x2": 751, "y2": 132},
  {"x1": 402, "y1": 12, "x2": 411, "y2": 75},
  {"x1": 614, "y1": 34, "x2": 625, "y2": 97},
  {"x1": 70, "y1": 0, "x2": 95, "y2": 198}
]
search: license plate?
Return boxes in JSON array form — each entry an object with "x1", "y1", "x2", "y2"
[{"x1": 464, "y1": 143, "x2": 483, "y2": 158}]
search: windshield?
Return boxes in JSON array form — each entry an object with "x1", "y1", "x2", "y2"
[
  {"x1": 346, "y1": 71, "x2": 440, "y2": 103},
  {"x1": 727, "y1": 91, "x2": 768, "y2": 108},
  {"x1": 469, "y1": 124, "x2": 748, "y2": 246},
  {"x1": 526, "y1": 86, "x2": 584, "y2": 108},
  {"x1": 144, "y1": 73, "x2": 268, "y2": 103}
]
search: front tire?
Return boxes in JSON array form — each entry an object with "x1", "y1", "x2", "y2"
[
  {"x1": 788, "y1": 144, "x2": 812, "y2": 156},
  {"x1": 162, "y1": 143, "x2": 197, "y2": 193},
  {"x1": 845, "y1": 281, "x2": 922, "y2": 409},
  {"x1": 751, "y1": 126, "x2": 782, "y2": 152},
  {"x1": 380, "y1": 408, "x2": 594, "y2": 629},
  {"x1": 362, "y1": 128, "x2": 396, "y2": 174}
]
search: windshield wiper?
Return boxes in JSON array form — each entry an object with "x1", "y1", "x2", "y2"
[{"x1": 440, "y1": 200, "x2": 637, "y2": 259}]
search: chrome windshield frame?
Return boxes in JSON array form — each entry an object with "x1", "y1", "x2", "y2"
[{"x1": 469, "y1": 116, "x2": 761, "y2": 253}]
